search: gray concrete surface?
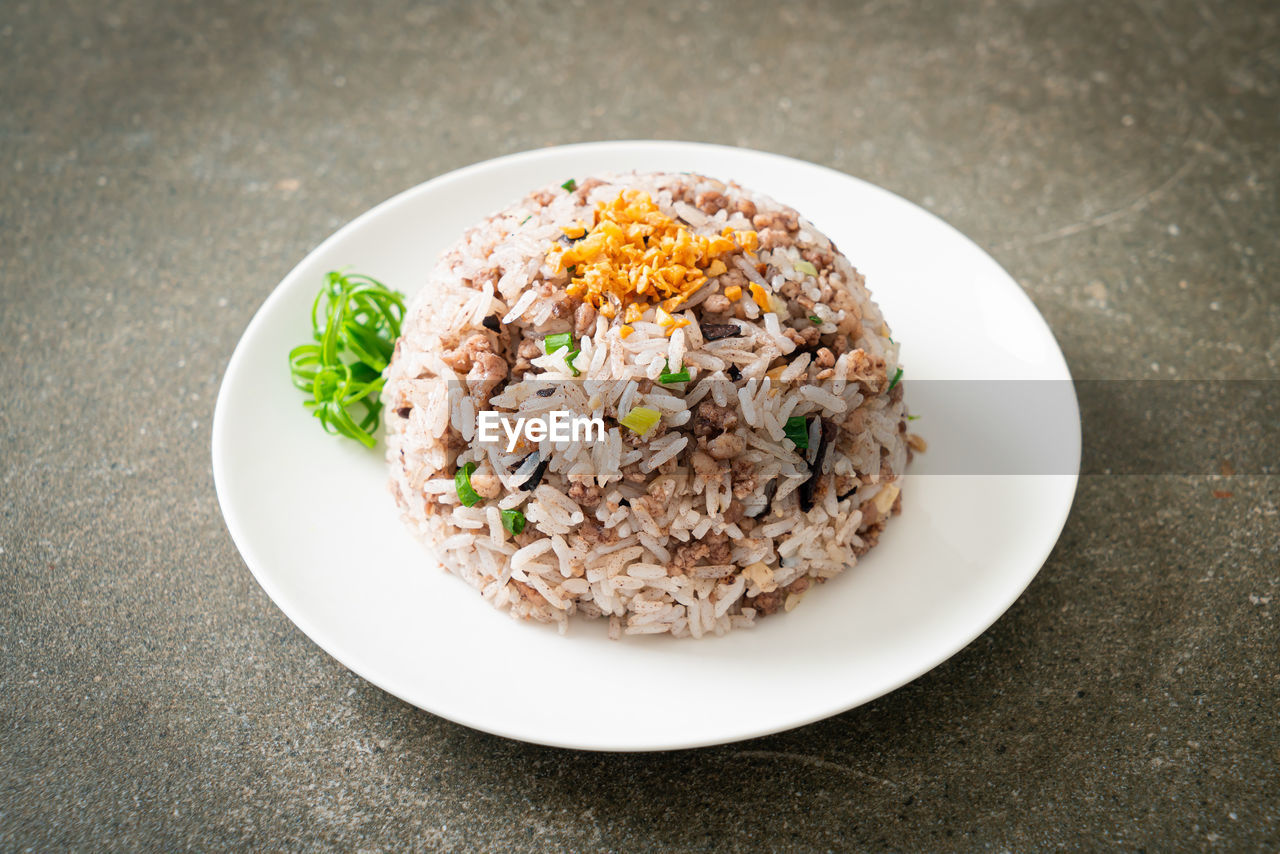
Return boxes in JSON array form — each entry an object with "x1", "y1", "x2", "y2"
[{"x1": 2, "y1": 0, "x2": 1276, "y2": 849}]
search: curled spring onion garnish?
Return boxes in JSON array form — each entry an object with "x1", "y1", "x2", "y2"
[
  {"x1": 288, "y1": 271, "x2": 405, "y2": 448},
  {"x1": 889, "y1": 366, "x2": 903, "y2": 390}
]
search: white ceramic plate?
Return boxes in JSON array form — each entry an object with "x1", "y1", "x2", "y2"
[{"x1": 213, "y1": 141, "x2": 1080, "y2": 751}]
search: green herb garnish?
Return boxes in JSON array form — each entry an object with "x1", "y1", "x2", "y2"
[
  {"x1": 520, "y1": 215, "x2": 532, "y2": 225},
  {"x1": 288, "y1": 271, "x2": 405, "y2": 448},
  {"x1": 544, "y1": 332, "x2": 572, "y2": 353},
  {"x1": 784, "y1": 416, "x2": 810, "y2": 449},
  {"x1": 658, "y1": 362, "x2": 690, "y2": 384},
  {"x1": 455, "y1": 461, "x2": 481, "y2": 507},
  {"x1": 501, "y1": 509, "x2": 526, "y2": 536},
  {"x1": 907, "y1": 414, "x2": 921, "y2": 421},
  {"x1": 889, "y1": 367, "x2": 903, "y2": 390},
  {"x1": 808, "y1": 315, "x2": 822, "y2": 324},
  {"x1": 561, "y1": 178, "x2": 577, "y2": 192},
  {"x1": 794, "y1": 260, "x2": 818, "y2": 277},
  {"x1": 566, "y1": 348, "x2": 581, "y2": 377}
]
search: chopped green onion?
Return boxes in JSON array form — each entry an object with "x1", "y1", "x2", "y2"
[
  {"x1": 501, "y1": 509, "x2": 526, "y2": 536},
  {"x1": 808, "y1": 315, "x2": 822, "y2": 324},
  {"x1": 794, "y1": 260, "x2": 818, "y2": 277},
  {"x1": 784, "y1": 416, "x2": 810, "y2": 449},
  {"x1": 565, "y1": 348, "x2": 581, "y2": 377},
  {"x1": 455, "y1": 461, "x2": 481, "y2": 507},
  {"x1": 620, "y1": 406, "x2": 661, "y2": 435},
  {"x1": 907, "y1": 414, "x2": 921, "y2": 421},
  {"x1": 889, "y1": 367, "x2": 903, "y2": 390},
  {"x1": 544, "y1": 333, "x2": 573, "y2": 353},
  {"x1": 561, "y1": 178, "x2": 577, "y2": 192},
  {"x1": 520, "y1": 215, "x2": 532, "y2": 225},
  {"x1": 658, "y1": 362, "x2": 690, "y2": 384},
  {"x1": 567, "y1": 265, "x2": 577, "y2": 276}
]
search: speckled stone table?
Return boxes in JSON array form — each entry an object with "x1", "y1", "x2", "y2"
[{"x1": 2, "y1": 1, "x2": 1276, "y2": 849}]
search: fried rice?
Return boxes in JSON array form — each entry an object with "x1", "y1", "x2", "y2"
[{"x1": 382, "y1": 171, "x2": 917, "y2": 638}]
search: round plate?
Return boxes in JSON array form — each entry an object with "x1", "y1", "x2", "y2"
[{"x1": 212, "y1": 141, "x2": 1080, "y2": 751}]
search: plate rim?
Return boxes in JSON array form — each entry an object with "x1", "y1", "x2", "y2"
[{"x1": 212, "y1": 140, "x2": 1081, "y2": 751}]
